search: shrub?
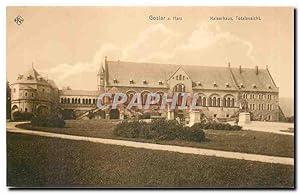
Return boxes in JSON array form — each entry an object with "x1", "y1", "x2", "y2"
[
  {"x1": 192, "y1": 121, "x2": 241, "y2": 131},
  {"x1": 12, "y1": 111, "x2": 33, "y2": 121},
  {"x1": 31, "y1": 114, "x2": 65, "y2": 128},
  {"x1": 113, "y1": 119, "x2": 205, "y2": 142}
]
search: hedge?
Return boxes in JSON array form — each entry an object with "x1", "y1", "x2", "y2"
[
  {"x1": 31, "y1": 114, "x2": 65, "y2": 128},
  {"x1": 113, "y1": 119, "x2": 205, "y2": 142},
  {"x1": 192, "y1": 121, "x2": 242, "y2": 131},
  {"x1": 12, "y1": 111, "x2": 33, "y2": 121}
]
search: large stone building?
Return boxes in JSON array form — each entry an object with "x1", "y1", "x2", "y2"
[{"x1": 10, "y1": 57, "x2": 283, "y2": 122}]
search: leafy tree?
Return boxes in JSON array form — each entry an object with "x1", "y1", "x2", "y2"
[{"x1": 6, "y1": 81, "x2": 11, "y2": 120}]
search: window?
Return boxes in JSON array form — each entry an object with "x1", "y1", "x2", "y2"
[
  {"x1": 25, "y1": 108, "x2": 28, "y2": 112},
  {"x1": 143, "y1": 80, "x2": 147, "y2": 85},
  {"x1": 158, "y1": 80, "x2": 163, "y2": 85},
  {"x1": 32, "y1": 93, "x2": 34, "y2": 97},
  {"x1": 113, "y1": 79, "x2": 118, "y2": 84},
  {"x1": 173, "y1": 84, "x2": 186, "y2": 92},
  {"x1": 13, "y1": 88, "x2": 16, "y2": 93},
  {"x1": 25, "y1": 92, "x2": 27, "y2": 97},
  {"x1": 179, "y1": 75, "x2": 182, "y2": 80},
  {"x1": 268, "y1": 115, "x2": 272, "y2": 120},
  {"x1": 42, "y1": 89, "x2": 45, "y2": 93},
  {"x1": 202, "y1": 97, "x2": 206, "y2": 107},
  {"x1": 130, "y1": 80, "x2": 134, "y2": 84}
]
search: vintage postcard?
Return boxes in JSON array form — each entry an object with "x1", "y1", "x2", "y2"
[{"x1": 6, "y1": 6, "x2": 294, "y2": 188}]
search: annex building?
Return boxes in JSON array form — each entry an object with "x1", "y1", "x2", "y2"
[{"x1": 10, "y1": 57, "x2": 284, "y2": 122}]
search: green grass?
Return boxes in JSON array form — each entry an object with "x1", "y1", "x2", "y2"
[
  {"x1": 7, "y1": 133, "x2": 294, "y2": 188},
  {"x1": 16, "y1": 119, "x2": 294, "y2": 158}
]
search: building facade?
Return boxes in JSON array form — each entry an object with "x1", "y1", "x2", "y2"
[{"x1": 10, "y1": 57, "x2": 282, "y2": 121}]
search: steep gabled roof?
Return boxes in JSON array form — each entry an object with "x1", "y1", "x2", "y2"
[
  {"x1": 105, "y1": 60, "x2": 278, "y2": 92},
  {"x1": 182, "y1": 66, "x2": 238, "y2": 90},
  {"x1": 106, "y1": 60, "x2": 177, "y2": 88},
  {"x1": 231, "y1": 68, "x2": 278, "y2": 92}
]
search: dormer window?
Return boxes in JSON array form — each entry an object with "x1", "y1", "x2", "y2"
[
  {"x1": 17, "y1": 75, "x2": 23, "y2": 80},
  {"x1": 113, "y1": 79, "x2": 118, "y2": 84},
  {"x1": 143, "y1": 80, "x2": 147, "y2": 85},
  {"x1": 158, "y1": 80, "x2": 163, "y2": 85},
  {"x1": 213, "y1": 82, "x2": 217, "y2": 87},
  {"x1": 240, "y1": 83, "x2": 244, "y2": 88},
  {"x1": 225, "y1": 83, "x2": 230, "y2": 88},
  {"x1": 252, "y1": 84, "x2": 257, "y2": 89},
  {"x1": 27, "y1": 75, "x2": 33, "y2": 80},
  {"x1": 129, "y1": 79, "x2": 134, "y2": 84},
  {"x1": 197, "y1": 82, "x2": 202, "y2": 86}
]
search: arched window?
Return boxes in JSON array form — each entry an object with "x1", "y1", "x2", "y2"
[
  {"x1": 89, "y1": 99, "x2": 91, "y2": 104},
  {"x1": 142, "y1": 92, "x2": 149, "y2": 105},
  {"x1": 223, "y1": 98, "x2": 227, "y2": 107},
  {"x1": 173, "y1": 84, "x2": 186, "y2": 93},
  {"x1": 156, "y1": 92, "x2": 164, "y2": 105},
  {"x1": 61, "y1": 98, "x2": 64, "y2": 103},
  {"x1": 231, "y1": 98, "x2": 234, "y2": 107},
  {"x1": 202, "y1": 97, "x2": 206, "y2": 107},
  {"x1": 179, "y1": 75, "x2": 182, "y2": 80},
  {"x1": 67, "y1": 98, "x2": 70, "y2": 104},
  {"x1": 227, "y1": 97, "x2": 231, "y2": 107},
  {"x1": 78, "y1": 99, "x2": 81, "y2": 104},
  {"x1": 217, "y1": 98, "x2": 220, "y2": 107},
  {"x1": 196, "y1": 96, "x2": 202, "y2": 106},
  {"x1": 213, "y1": 97, "x2": 216, "y2": 107}
]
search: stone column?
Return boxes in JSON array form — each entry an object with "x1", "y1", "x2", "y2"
[
  {"x1": 167, "y1": 105, "x2": 174, "y2": 120},
  {"x1": 105, "y1": 113, "x2": 110, "y2": 120},
  {"x1": 120, "y1": 112, "x2": 124, "y2": 120}
]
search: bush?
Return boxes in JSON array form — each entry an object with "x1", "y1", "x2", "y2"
[
  {"x1": 12, "y1": 111, "x2": 33, "y2": 121},
  {"x1": 113, "y1": 119, "x2": 205, "y2": 142},
  {"x1": 31, "y1": 114, "x2": 65, "y2": 128},
  {"x1": 192, "y1": 121, "x2": 241, "y2": 131}
]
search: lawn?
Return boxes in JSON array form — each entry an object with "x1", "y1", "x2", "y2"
[
  {"x1": 16, "y1": 120, "x2": 294, "y2": 158},
  {"x1": 7, "y1": 133, "x2": 294, "y2": 188}
]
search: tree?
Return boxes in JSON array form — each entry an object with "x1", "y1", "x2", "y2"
[{"x1": 6, "y1": 81, "x2": 11, "y2": 120}]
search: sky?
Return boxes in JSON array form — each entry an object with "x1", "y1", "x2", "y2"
[{"x1": 6, "y1": 7, "x2": 294, "y2": 98}]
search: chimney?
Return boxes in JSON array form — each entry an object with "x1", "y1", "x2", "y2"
[
  {"x1": 228, "y1": 62, "x2": 231, "y2": 68},
  {"x1": 255, "y1": 66, "x2": 258, "y2": 75},
  {"x1": 266, "y1": 65, "x2": 268, "y2": 70},
  {"x1": 239, "y1": 65, "x2": 242, "y2": 73}
]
